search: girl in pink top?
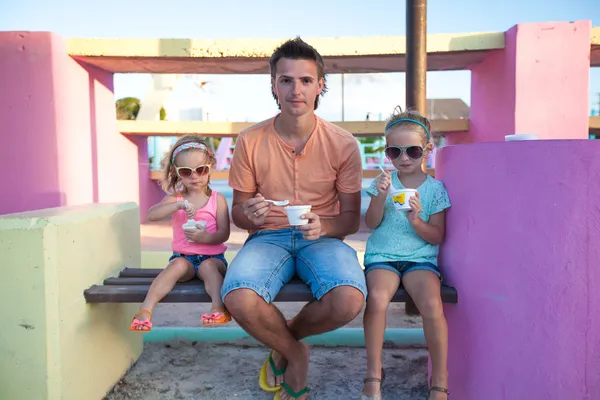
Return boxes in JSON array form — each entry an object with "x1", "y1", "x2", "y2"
[{"x1": 130, "y1": 136, "x2": 231, "y2": 331}]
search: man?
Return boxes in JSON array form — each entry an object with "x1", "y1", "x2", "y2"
[{"x1": 221, "y1": 37, "x2": 366, "y2": 400}]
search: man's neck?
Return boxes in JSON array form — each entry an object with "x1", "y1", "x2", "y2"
[{"x1": 275, "y1": 112, "x2": 316, "y2": 140}]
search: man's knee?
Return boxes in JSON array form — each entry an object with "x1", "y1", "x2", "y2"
[
  {"x1": 324, "y1": 286, "x2": 365, "y2": 323},
  {"x1": 223, "y1": 288, "x2": 263, "y2": 320}
]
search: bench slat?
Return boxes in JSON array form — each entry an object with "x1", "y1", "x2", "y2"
[
  {"x1": 85, "y1": 279, "x2": 458, "y2": 303},
  {"x1": 119, "y1": 268, "x2": 166, "y2": 278},
  {"x1": 86, "y1": 281, "x2": 317, "y2": 303},
  {"x1": 105, "y1": 277, "x2": 171, "y2": 285},
  {"x1": 103, "y1": 277, "x2": 310, "y2": 286}
]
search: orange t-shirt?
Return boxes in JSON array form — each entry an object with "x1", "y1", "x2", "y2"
[{"x1": 228, "y1": 115, "x2": 363, "y2": 233}]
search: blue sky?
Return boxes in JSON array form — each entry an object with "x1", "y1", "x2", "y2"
[{"x1": 2, "y1": 0, "x2": 599, "y2": 122}]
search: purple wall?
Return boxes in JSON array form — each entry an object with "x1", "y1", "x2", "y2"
[{"x1": 437, "y1": 140, "x2": 600, "y2": 399}]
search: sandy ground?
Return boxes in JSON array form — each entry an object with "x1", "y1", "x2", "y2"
[
  {"x1": 105, "y1": 341, "x2": 431, "y2": 400},
  {"x1": 106, "y1": 218, "x2": 429, "y2": 399}
]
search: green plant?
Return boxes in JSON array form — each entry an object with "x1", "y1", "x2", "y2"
[
  {"x1": 357, "y1": 136, "x2": 385, "y2": 153},
  {"x1": 116, "y1": 97, "x2": 167, "y2": 120}
]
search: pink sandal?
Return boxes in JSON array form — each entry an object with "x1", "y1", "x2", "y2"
[
  {"x1": 129, "y1": 309, "x2": 153, "y2": 332},
  {"x1": 201, "y1": 309, "x2": 232, "y2": 327}
]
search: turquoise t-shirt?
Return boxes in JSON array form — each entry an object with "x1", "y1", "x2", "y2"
[{"x1": 364, "y1": 173, "x2": 451, "y2": 266}]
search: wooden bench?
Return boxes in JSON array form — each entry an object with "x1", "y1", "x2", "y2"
[{"x1": 84, "y1": 267, "x2": 459, "y2": 304}]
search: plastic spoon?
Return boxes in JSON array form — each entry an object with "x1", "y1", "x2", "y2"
[
  {"x1": 183, "y1": 200, "x2": 207, "y2": 229},
  {"x1": 265, "y1": 199, "x2": 290, "y2": 206},
  {"x1": 182, "y1": 200, "x2": 196, "y2": 229}
]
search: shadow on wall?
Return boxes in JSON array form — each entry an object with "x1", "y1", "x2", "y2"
[{"x1": 0, "y1": 33, "x2": 62, "y2": 215}]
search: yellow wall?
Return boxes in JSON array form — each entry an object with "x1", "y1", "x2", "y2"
[{"x1": 0, "y1": 203, "x2": 143, "y2": 400}]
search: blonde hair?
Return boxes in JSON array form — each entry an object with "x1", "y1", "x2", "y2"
[
  {"x1": 384, "y1": 106, "x2": 432, "y2": 146},
  {"x1": 160, "y1": 135, "x2": 216, "y2": 196}
]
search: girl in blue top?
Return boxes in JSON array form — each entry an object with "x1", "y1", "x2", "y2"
[{"x1": 360, "y1": 107, "x2": 451, "y2": 400}]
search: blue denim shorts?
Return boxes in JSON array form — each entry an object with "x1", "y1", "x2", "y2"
[
  {"x1": 221, "y1": 228, "x2": 367, "y2": 303},
  {"x1": 364, "y1": 261, "x2": 442, "y2": 280},
  {"x1": 169, "y1": 252, "x2": 228, "y2": 272}
]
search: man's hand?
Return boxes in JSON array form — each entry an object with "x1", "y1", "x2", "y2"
[
  {"x1": 242, "y1": 193, "x2": 272, "y2": 227},
  {"x1": 299, "y1": 213, "x2": 322, "y2": 240}
]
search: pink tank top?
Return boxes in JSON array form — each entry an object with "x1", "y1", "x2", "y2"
[{"x1": 171, "y1": 191, "x2": 227, "y2": 256}]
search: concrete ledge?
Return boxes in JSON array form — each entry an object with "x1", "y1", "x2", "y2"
[
  {"x1": 116, "y1": 118, "x2": 596, "y2": 139},
  {"x1": 67, "y1": 32, "x2": 505, "y2": 58},
  {"x1": 144, "y1": 327, "x2": 426, "y2": 347},
  {"x1": 67, "y1": 32, "x2": 505, "y2": 74},
  {"x1": 118, "y1": 119, "x2": 470, "y2": 137},
  {"x1": 0, "y1": 203, "x2": 144, "y2": 400}
]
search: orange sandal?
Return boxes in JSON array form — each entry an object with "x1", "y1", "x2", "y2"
[
  {"x1": 129, "y1": 309, "x2": 153, "y2": 332},
  {"x1": 201, "y1": 309, "x2": 232, "y2": 327}
]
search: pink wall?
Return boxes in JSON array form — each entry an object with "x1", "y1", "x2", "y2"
[
  {"x1": 0, "y1": 32, "x2": 64, "y2": 212},
  {"x1": 131, "y1": 136, "x2": 165, "y2": 220},
  {"x1": 215, "y1": 137, "x2": 234, "y2": 170},
  {"x1": 0, "y1": 32, "x2": 151, "y2": 219},
  {"x1": 454, "y1": 21, "x2": 592, "y2": 145},
  {"x1": 436, "y1": 140, "x2": 600, "y2": 399}
]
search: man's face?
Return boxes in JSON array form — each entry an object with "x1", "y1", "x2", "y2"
[{"x1": 272, "y1": 58, "x2": 324, "y2": 117}]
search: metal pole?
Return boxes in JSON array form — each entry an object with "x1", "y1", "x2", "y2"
[
  {"x1": 406, "y1": 0, "x2": 427, "y2": 114},
  {"x1": 406, "y1": 0, "x2": 428, "y2": 316}
]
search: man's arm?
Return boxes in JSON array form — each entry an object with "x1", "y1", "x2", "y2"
[
  {"x1": 319, "y1": 191, "x2": 362, "y2": 238},
  {"x1": 320, "y1": 136, "x2": 363, "y2": 238},
  {"x1": 228, "y1": 133, "x2": 269, "y2": 231},
  {"x1": 231, "y1": 190, "x2": 257, "y2": 230}
]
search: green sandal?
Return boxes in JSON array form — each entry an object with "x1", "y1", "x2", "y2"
[
  {"x1": 274, "y1": 382, "x2": 309, "y2": 399},
  {"x1": 259, "y1": 350, "x2": 287, "y2": 392}
]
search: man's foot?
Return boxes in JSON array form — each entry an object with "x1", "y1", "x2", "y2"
[
  {"x1": 279, "y1": 342, "x2": 310, "y2": 400},
  {"x1": 266, "y1": 350, "x2": 288, "y2": 387}
]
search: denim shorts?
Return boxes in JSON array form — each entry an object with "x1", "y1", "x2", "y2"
[
  {"x1": 169, "y1": 252, "x2": 228, "y2": 272},
  {"x1": 364, "y1": 261, "x2": 442, "y2": 280},
  {"x1": 221, "y1": 228, "x2": 367, "y2": 303}
]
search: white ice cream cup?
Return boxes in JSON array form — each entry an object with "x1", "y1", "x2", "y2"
[
  {"x1": 284, "y1": 205, "x2": 312, "y2": 226},
  {"x1": 390, "y1": 188, "x2": 418, "y2": 211}
]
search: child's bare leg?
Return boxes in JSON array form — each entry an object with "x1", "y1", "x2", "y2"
[
  {"x1": 402, "y1": 270, "x2": 448, "y2": 399},
  {"x1": 196, "y1": 258, "x2": 227, "y2": 310},
  {"x1": 134, "y1": 258, "x2": 195, "y2": 329},
  {"x1": 362, "y1": 269, "x2": 401, "y2": 397}
]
